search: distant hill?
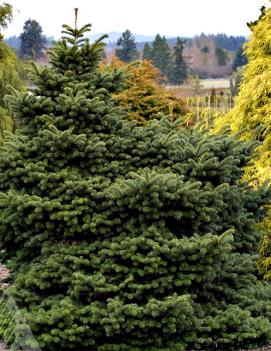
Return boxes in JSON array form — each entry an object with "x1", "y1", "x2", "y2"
[
  {"x1": 104, "y1": 33, "x2": 246, "y2": 78},
  {"x1": 181, "y1": 34, "x2": 246, "y2": 78},
  {"x1": 167, "y1": 34, "x2": 246, "y2": 51},
  {"x1": 4, "y1": 31, "x2": 246, "y2": 78},
  {"x1": 4, "y1": 35, "x2": 53, "y2": 53},
  {"x1": 89, "y1": 32, "x2": 155, "y2": 44},
  {"x1": 4, "y1": 36, "x2": 20, "y2": 51},
  {"x1": 5, "y1": 32, "x2": 155, "y2": 54}
]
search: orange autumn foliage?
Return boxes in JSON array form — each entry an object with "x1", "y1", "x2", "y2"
[{"x1": 100, "y1": 57, "x2": 187, "y2": 124}]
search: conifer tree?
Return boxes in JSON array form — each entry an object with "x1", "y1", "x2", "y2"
[
  {"x1": 232, "y1": 46, "x2": 248, "y2": 71},
  {"x1": 0, "y1": 2, "x2": 24, "y2": 140},
  {"x1": 20, "y1": 19, "x2": 47, "y2": 59},
  {"x1": 215, "y1": 4, "x2": 271, "y2": 181},
  {"x1": 142, "y1": 42, "x2": 153, "y2": 61},
  {"x1": 0, "y1": 2, "x2": 12, "y2": 40},
  {"x1": 0, "y1": 43, "x2": 24, "y2": 139},
  {"x1": 0, "y1": 13, "x2": 271, "y2": 351},
  {"x1": 215, "y1": 46, "x2": 228, "y2": 66},
  {"x1": 115, "y1": 29, "x2": 138, "y2": 62},
  {"x1": 212, "y1": 5, "x2": 271, "y2": 282},
  {"x1": 170, "y1": 37, "x2": 188, "y2": 85},
  {"x1": 152, "y1": 34, "x2": 173, "y2": 80}
]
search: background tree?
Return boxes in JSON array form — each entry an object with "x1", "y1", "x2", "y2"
[
  {"x1": 215, "y1": 46, "x2": 228, "y2": 66},
  {"x1": 0, "y1": 44, "x2": 24, "y2": 139},
  {"x1": 0, "y1": 2, "x2": 12, "y2": 40},
  {"x1": 0, "y1": 3, "x2": 24, "y2": 140},
  {"x1": 115, "y1": 29, "x2": 138, "y2": 62},
  {"x1": 214, "y1": 33, "x2": 246, "y2": 51},
  {"x1": 232, "y1": 46, "x2": 248, "y2": 70},
  {"x1": 142, "y1": 42, "x2": 153, "y2": 60},
  {"x1": 170, "y1": 37, "x2": 188, "y2": 85},
  {"x1": 229, "y1": 67, "x2": 244, "y2": 96},
  {"x1": 210, "y1": 87, "x2": 216, "y2": 104},
  {"x1": 19, "y1": 19, "x2": 47, "y2": 59},
  {"x1": 0, "y1": 16, "x2": 271, "y2": 351},
  {"x1": 192, "y1": 74, "x2": 203, "y2": 95},
  {"x1": 101, "y1": 57, "x2": 187, "y2": 123},
  {"x1": 152, "y1": 34, "x2": 173, "y2": 80}
]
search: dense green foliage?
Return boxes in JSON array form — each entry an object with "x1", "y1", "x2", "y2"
[
  {"x1": 0, "y1": 18, "x2": 271, "y2": 351},
  {"x1": 150, "y1": 34, "x2": 172, "y2": 80},
  {"x1": 20, "y1": 19, "x2": 47, "y2": 59},
  {"x1": 170, "y1": 37, "x2": 188, "y2": 85},
  {"x1": 142, "y1": 42, "x2": 152, "y2": 60},
  {"x1": 115, "y1": 30, "x2": 138, "y2": 63},
  {"x1": 232, "y1": 46, "x2": 248, "y2": 71},
  {"x1": 215, "y1": 46, "x2": 228, "y2": 66},
  {"x1": 213, "y1": 33, "x2": 246, "y2": 52}
]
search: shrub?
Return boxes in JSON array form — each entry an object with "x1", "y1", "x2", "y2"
[{"x1": 101, "y1": 57, "x2": 187, "y2": 124}]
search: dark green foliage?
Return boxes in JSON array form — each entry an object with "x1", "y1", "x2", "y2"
[
  {"x1": 151, "y1": 34, "x2": 172, "y2": 80},
  {"x1": 0, "y1": 19, "x2": 271, "y2": 351},
  {"x1": 170, "y1": 37, "x2": 188, "y2": 85},
  {"x1": 20, "y1": 19, "x2": 47, "y2": 59},
  {"x1": 142, "y1": 42, "x2": 153, "y2": 61},
  {"x1": 232, "y1": 46, "x2": 248, "y2": 71},
  {"x1": 201, "y1": 45, "x2": 209, "y2": 53},
  {"x1": 215, "y1": 46, "x2": 228, "y2": 66},
  {"x1": 115, "y1": 30, "x2": 138, "y2": 63},
  {"x1": 213, "y1": 33, "x2": 246, "y2": 52}
]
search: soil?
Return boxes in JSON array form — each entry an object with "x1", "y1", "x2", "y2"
[{"x1": 0, "y1": 343, "x2": 8, "y2": 351}]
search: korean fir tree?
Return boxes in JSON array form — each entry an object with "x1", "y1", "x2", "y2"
[{"x1": 0, "y1": 12, "x2": 271, "y2": 351}]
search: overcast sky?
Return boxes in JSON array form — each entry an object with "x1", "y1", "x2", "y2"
[{"x1": 3, "y1": 0, "x2": 269, "y2": 38}]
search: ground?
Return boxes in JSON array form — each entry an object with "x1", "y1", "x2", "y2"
[{"x1": 0, "y1": 343, "x2": 8, "y2": 351}]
